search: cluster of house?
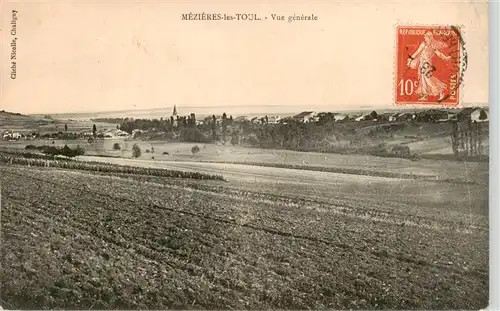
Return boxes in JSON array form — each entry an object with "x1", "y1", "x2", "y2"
[
  {"x1": 1, "y1": 131, "x2": 42, "y2": 140},
  {"x1": 2, "y1": 131, "x2": 24, "y2": 140},
  {"x1": 233, "y1": 107, "x2": 489, "y2": 125},
  {"x1": 232, "y1": 113, "x2": 315, "y2": 124},
  {"x1": 81, "y1": 128, "x2": 131, "y2": 139},
  {"x1": 1, "y1": 128, "x2": 131, "y2": 141},
  {"x1": 385, "y1": 107, "x2": 490, "y2": 123}
]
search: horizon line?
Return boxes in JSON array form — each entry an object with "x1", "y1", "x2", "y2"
[
  {"x1": 18, "y1": 102, "x2": 489, "y2": 116},
  {"x1": 27, "y1": 105, "x2": 374, "y2": 116}
]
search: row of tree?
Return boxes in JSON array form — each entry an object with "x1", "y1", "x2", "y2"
[{"x1": 451, "y1": 121, "x2": 485, "y2": 157}]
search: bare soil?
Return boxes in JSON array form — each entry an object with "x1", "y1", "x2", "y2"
[{"x1": 0, "y1": 165, "x2": 488, "y2": 310}]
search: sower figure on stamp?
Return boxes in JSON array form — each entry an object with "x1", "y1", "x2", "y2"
[{"x1": 407, "y1": 32, "x2": 452, "y2": 101}]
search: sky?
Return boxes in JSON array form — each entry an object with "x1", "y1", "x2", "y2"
[{"x1": 0, "y1": 0, "x2": 489, "y2": 115}]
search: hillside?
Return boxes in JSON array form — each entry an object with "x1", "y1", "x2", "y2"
[
  {"x1": 0, "y1": 110, "x2": 36, "y2": 121},
  {"x1": 0, "y1": 110, "x2": 53, "y2": 131},
  {"x1": 0, "y1": 110, "x2": 116, "y2": 134}
]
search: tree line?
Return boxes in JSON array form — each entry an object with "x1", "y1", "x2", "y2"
[{"x1": 451, "y1": 120, "x2": 486, "y2": 157}]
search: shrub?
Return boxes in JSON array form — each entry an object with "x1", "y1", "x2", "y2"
[
  {"x1": 25, "y1": 145, "x2": 38, "y2": 150},
  {"x1": 180, "y1": 127, "x2": 209, "y2": 143},
  {"x1": 145, "y1": 149, "x2": 150, "y2": 153},
  {"x1": 162, "y1": 151, "x2": 169, "y2": 155},
  {"x1": 61, "y1": 145, "x2": 73, "y2": 156},
  {"x1": 230, "y1": 134, "x2": 239, "y2": 145},
  {"x1": 191, "y1": 145, "x2": 200, "y2": 156},
  {"x1": 113, "y1": 143, "x2": 121, "y2": 150},
  {"x1": 38, "y1": 145, "x2": 84, "y2": 158},
  {"x1": 59, "y1": 145, "x2": 85, "y2": 157},
  {"x1": 479, "y1": 109, "x2": 488, "y2": 120},
  {"x1": 41, "y1": 146, "x2": 60, "y2": 156},
  {"x1": 75, "y1": 145, "x2": 85, "y2": 156},
  {"x1": 59, "y1": 145, "x2": 85, "y2": 158},
  {"x1": 391, "y1": 145, "x2": 411, "y2": 158},
  {"x1": 132, "y1": 144, "x2": 141, "y2": 158}
]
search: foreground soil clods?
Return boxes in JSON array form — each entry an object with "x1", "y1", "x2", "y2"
[{"x1": 0, "y1": 165, "x2": 488, "y2": 309}]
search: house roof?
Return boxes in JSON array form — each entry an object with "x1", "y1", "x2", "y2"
[
  {"x1": 414, "y1": 109, "x2": 449, "y2": 116},
  {"x1": 106, "y1": 129, "x2": 129, "y2": 136},
  {"x1": 457, "y1": 107, "x2": 480, "y2": 116},
  {"x1": 427, "y1": 109, "x2": 449, "y2": 114},
  {"x1": 293, "y1": 111, "x2": 314, "y2": 118},
  {"x1": 316, "y1": 112, "x2": 339, "y2": 116},
  {"x1": 440, "y1": 108, "x2": 460, "y2": 113},
  {"x1": 380, "y1": 112, "x2": 395, "y2": 117}
]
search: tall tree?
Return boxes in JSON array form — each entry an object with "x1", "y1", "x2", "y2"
[
  {"x1": 92, "y1": 124, "x2": 97, "y2": 138},
  {"x1": 64, "y1": 123, "x2": 68, "y2": 132},
  {"x1": 222, "y1": 113, "x2": 228, "y2": 140},
  {"x1": 451, "y1": 120, "x2": 459, "y2": 155},
  {"x1": 222, "y1": 113, "x2": 227, "y2": 128},
  {"x1": 477, "y1": 121, "x2": 483, "y2": 155},
  {"x1": 212, "y1": 115, "x2": 217, "y2": 141},
  {"x1": 479, "y1": 109, "x2": 488, "y2": 120},
  {"x1": 132, "y1": 144, "x2": 141, "y2": 158},
  {"x1": 190, "y1": 113, "x2": 196, "y2": 126}
]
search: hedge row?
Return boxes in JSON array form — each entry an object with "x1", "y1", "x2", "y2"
[
  {"x1": 198, "y1": 160, "x2": 432, "y2": 181},
  {"x1": 0, "y1": 150, "x2": 62, "y2": 160},
  {"x1": 25, "y1": 144, "x2": 85, "y2": 158},
  {"x1": 0, "y1": 153, "x2": 225, "y2": 181},
  {"x1": 215, "y1": 160, "x2": 477, "y2": 184}
]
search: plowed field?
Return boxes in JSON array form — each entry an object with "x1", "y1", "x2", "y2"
[{"x1": 0, "y1": 165, "x2": 488, "y2": 309}]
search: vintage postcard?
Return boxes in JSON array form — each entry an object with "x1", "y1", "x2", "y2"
[{"x1": 0, "y1": 1, "x2": 490, "y2": 310}]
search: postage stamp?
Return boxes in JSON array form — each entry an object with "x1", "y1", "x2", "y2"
[{"x1": 395, "y1": 25, "x2": 467, "y2": 106}]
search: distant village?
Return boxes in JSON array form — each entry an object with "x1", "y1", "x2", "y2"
[
  {"x1": 1, "y1": 106, "x2": 489, "y2": 141},
  {"x1": 237, "y1": 106, "x2": 489, "y2": 124}
]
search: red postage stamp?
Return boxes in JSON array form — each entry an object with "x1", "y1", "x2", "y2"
[{"x1": 395, "y1": 25, "x2": 464, "y2": 106}]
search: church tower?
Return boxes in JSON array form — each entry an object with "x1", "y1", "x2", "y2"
[{"x1": 172, "y1": 105, "x2": 178, "y2": 127}]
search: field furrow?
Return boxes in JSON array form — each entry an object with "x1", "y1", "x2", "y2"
[{"x1": 0, "y1": 165, "x2": 488, "y2": 309}]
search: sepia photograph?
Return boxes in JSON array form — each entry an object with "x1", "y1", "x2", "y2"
[{"x1": 0, "y1": 1, "x2": 491, "y2": 310}]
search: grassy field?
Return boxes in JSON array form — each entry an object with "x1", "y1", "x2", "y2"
[
  {"x1": 0, "y1": 139, "x2": 489, "y2": 184},
  {"x1": 0, "y1": 164, "x2": 488, "y2": 310}
]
